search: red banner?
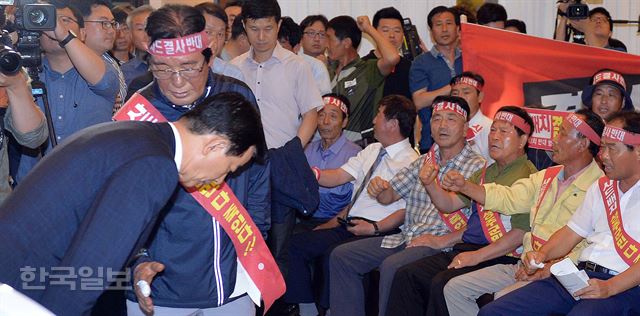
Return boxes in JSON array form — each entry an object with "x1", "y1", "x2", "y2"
[
  {"x1": 114, "y1": 95, "x2": 285, "y2": 313},
  {"x1": 524, "y1": 108, "x2": 568, "y2": 151},
  {"x1": 461, "y1": 23, "x2": 640, "y2": 117}
]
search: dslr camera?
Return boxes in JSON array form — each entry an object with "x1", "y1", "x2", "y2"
[{"x1": 0, "y1": 0, "x2": 56, "y2": 76}]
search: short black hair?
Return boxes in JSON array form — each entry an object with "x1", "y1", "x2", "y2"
[
  {"x1": 606, "y1": 111, "x2": 640, "y2": 150},
  {"x1": 224, "y1": 0, "x2": 244, "y2": 9},
  {"x1": 574, "y1": 109, "x2": 605, "y2": 157},
  {"x1": 432, "y1": 95, "x2": 471, "y2": 122},
  {"x1": 322, "y1": 93, "x2": 351, "y2": 119},
  {"x1": 505, "y1": 19, "x2": 527, "y2": 33},
  {"x1": 372, "y1": 7, "x2": 403, "y2": 28},
  {"x1": 195, "y1": 2, "x2": 228, "y2": 28},
  {"x1": 51, "y1": 1, "x2": 85, "y2": 27},
  {"x1": 427, "y1": 6, "x2": 460, "y2": 29},
  {"x1": 495, "y1": 105, "x2": 534, "y2": 138},
  {"x1": 146, "y1": 4, "x2": 212, "y2": 63},
  {"x1": 300, "y1": 15, "x2": 328, "y2": 31},
  {"x1": 450, "y1": 5, "x2": 477, "y2": 24},
  {"x1": 450, "y1": 71, "x2": 485, "y2": 94},
  {"x1": 182, "y1": 92, "x2": 266, "y2": 160},
  {"x1": 69, "y1": 0, "x2": 112, "y2": 18},
  {"x1": 112, "y1": 6, "x2": 129, "y2": 25},
  {"x1": 380, "y1": 95, "x2": 416, "y2": 140},
  {"x1": 589, "y1": 7, "x2": 613, "y2": 32},
  {"x1": 328, "y1": 15, "x2": 361, "y2": 49},
  {"x1": 477, "y1": 3, "x2": 507, "y2": 25},
  {"x1": 230, "y1": 15, "x2": 246, "y2": 40},
  {"x1": 242, "y1": 0, "x2": 280, "y2": 23},
  {"x1": 278, "y1": 17, "x2": 302, "y2": 47}
]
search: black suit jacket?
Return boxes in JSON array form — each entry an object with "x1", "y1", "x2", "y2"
[{"x1": 0, "y1": 121, "x2": 179, "y2": 315}]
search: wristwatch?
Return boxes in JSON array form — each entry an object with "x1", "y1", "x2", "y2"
[
  {"x1": 372, "y1": 222, "x2": 381, "y2": 236},
  {"x1": 59, "y1": 30, "x2": 77, "y2": 48}
]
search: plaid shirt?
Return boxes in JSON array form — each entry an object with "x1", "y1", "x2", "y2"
[{"x1": 382, "y1": 143, "x2": 485, "y2": 248}]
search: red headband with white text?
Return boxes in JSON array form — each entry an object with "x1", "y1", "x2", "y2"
[
  {"x1": 148, "y1": 31, "x2": 209, "y2": 57},
  {"x1": 321, "y1": 96, "x2": 348, "y2": 115},
  {"x1": 452, "y1": 76, "x2": 483, "y2": 92},
  {"x1": 593, "y1": 71, "x2": 627, "y2": 90},
  {"x1": 602, "y1": 125, "x2": 640, "y2": 145},
  {"x1": 432, "y1": 101, "x2": 468, "y2": 120},
  {"x1": 494, "y1": 111, "x2": 531, "y2": 134},
  {"x1": 565, "y1": 113, "x2": 601, "y2": 146}
]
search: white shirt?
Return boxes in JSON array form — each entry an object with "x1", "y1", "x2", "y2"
[
  {"x1": 168, "y1": 122, "x2": 182, "y2": 172},
  {"x1": 300, "y1": 53, "x2": 331, "y2": 95},
  {"x1": 340, "y1": 138, "x2": 419, "y2": 221},
  {"x1": 231, "y1": 43, "x2": 323, "y2": 148},
  {"x1": 568, "y1": 179, "x2": 640, "y2": 273},
  {"x1": 211, "y1": 56, "x2": 245, "y2": 82},
  {"x1": 467, "y1": 111, "x2": 493, "y2": 165}
]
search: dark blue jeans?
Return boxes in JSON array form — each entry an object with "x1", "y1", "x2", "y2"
[{"x1": 479, "y1": 271, "x2": 640, "y2": 316}]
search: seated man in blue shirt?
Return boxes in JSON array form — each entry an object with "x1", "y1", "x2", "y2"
[{"x1": 298, "y1": 93, "x2": 361, "y2": 232}]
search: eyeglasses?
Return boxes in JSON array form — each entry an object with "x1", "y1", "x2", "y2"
[
  {"x1": 85, "y1": 20, "x2": 120, "y2": 30},
  {"x1": 59, "y1": 15, "x2": 79, "y2": 25},
  {"x1": 150, "y1": 61, "x2": 207, "y2": 80},
  {"x1": 303, "y1": 31, "x2": 326, "y2": 39}
]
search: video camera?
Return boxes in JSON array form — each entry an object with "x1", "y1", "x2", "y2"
[
  {"x1": 558, "y1": 0, "x2": 589, "y2": 20},
  {"x1": 401, "y1": 18, "x2": 422, "y2": 61},
  {"x1": 0, "y1": 0, "x2": 56, "y2": 76}
]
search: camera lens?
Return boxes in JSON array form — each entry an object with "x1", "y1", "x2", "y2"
[
  {"x1": 28, "y1": 8, "x2": 48, "y2": 27},
  {"x1": 0, "y1": 46, "x2": 22, "y2": 76}
]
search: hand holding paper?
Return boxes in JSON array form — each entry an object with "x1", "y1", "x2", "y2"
[{"x1": 550, "y1": 258, "x2": 590, "y2": 300}]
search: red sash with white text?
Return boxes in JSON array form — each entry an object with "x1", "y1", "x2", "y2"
[
  {"x1": 425, "y1": 147, "x2": 468, "y2": 231},
  {"x1": 475, "y1": 167, "x2": 520, "y2": 256},
  {"x1": 113, "y1": 94, "x2": 285, "y2": 313},
  {"x1": 529, "y1": 165, "x2": 563, "y2": 250},
  {"x1": 598, "y1": 176, "x2": 640, "y2": 266}
]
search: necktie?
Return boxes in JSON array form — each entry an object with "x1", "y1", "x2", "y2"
[{"x1": 343, "y1": 147, "x2": 387, "y2": 217}]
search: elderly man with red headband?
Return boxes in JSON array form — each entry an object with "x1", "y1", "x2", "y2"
[
  {"x1": 442, "y1": 109, "x2": 605, "y2": 316},
  {"x1": 480, "y1": 110, "x2": 640, "y2": 316},
  {"x1": 276, "y1": 95, "x2": 418, "y2": 316},
  {"x1": 328, "y1": 95, "x2": 485, "y2": 316},
  {"x1": 384, "y1": 105, "x2": 538, "y2": 316},
  {"x1": 122, "y1": 5, "x2": 271, "y2": 316}
]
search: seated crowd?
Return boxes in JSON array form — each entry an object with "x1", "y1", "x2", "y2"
[{"x1": 0, "y1": 0, "x2": 638, "y2": 316}]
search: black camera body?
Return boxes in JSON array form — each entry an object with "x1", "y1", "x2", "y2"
[
  {"x1": 401, "y1": 18, "x2": 423, "y2": 61},
  {"x1": 0, "y1": 0, "x2": 56, "y2": 75},
  {"x1": 567, "y1": 3, "x2": 589, "y2": 20}
]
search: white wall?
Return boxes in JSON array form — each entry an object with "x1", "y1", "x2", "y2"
[{"x1": 278, "y1": 0, "x2": 639, "y2": 56}]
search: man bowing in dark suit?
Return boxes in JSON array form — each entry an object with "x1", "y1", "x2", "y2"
[{"x1": 0, "y1": 92, "x2": 266, "y2": 315}]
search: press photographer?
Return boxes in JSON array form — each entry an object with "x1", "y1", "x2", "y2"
[
  {"x1": 554, "y1": 1, "x2": 627, "y2": 52},
  {"x1": 0, "y1": 0, "x2": 49, "y2": 203},
  {"x1": 11, "y1": 0, "x2": 119, "y2": 184}
]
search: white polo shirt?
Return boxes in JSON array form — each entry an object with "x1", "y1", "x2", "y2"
[{"x1": 568, "y1": 178, "x2": 640, "y2": 273}]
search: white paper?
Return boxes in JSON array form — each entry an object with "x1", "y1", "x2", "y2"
[
  {"x1": 0, "y1": 283, "x2": 55, "y2": 316},
  {"x1": 229, "y1": 259, "x2": 262, "y2": 306},
  {"x1": 550, "y1": 258, "x2": 590, "y2": 300}
]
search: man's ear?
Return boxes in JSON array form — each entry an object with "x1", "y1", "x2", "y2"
[
  {"x1": 478, "y1": 91, "x2": 484, "y2": 103},
  {"x1": 203, "y1": 136, "x2": 230, "y2": 156},
  {"x1": 79, "y1": 28, "x2": 87, "y2": 42},
  {"x1": 341, "y1": 116, "x2": 349, "y2": 129},
  {"x1": 519, "y1": 134, "x2": 529, "y2": 150}
]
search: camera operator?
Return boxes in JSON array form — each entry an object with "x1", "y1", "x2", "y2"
[
  {"x1": 13, "y1": 2, "x2": 119, "y2": 183},
  {"x1": 0, "y1": 71, "x2": 48, "y2": 203},
  {"x1": 555, "y1": 2, "x2": 627, "y2": 52},
  {"x1": 71, "y1": 0, "x2": 127, "y2": 114}
]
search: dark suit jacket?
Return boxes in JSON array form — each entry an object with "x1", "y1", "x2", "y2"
[{"x1": 0, "y1": 121, "x2": 179, "y2": 315}]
